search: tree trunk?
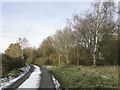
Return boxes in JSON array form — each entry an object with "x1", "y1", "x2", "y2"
[
  {"x1": 76, "y1": 48, "x2": 79, "y2": 66},
  {"x1": 93, "y1": 29, "x2": 98, "y2": 67},
  {"x1": 93, "y1": 1, "x2": 103, "y2": 67},
  {"x1": 66, "y1": 48, "x2": 69, "y2": 64},
  {"x1": 66, "y1": 54, "x2": 69, "y2": 64}
]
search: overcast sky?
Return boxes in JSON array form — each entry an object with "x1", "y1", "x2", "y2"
[{"x1": 0, "y1": 2, "x2": 94, "y2": 53}]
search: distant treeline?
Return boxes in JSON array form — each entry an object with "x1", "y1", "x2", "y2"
[{"x1": 24, "y1": 2, "x2": 118, "y2": 66}]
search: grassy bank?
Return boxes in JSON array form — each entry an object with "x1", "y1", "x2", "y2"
[
  {"x1": 0, "y1": 65, "x2": 28, "y2": 86},
  {"x1": 51, "y1": 65, "x2": 119, "y2": 89}
]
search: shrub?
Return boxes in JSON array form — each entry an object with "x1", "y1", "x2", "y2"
[{"x1": 2, "y1": 54, "x2": 24, "y2": 74}]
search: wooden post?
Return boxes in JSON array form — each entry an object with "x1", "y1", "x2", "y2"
[
  {"x1": 0, "y1": 53, "x2": 2, "y2": 77},
  {"x1": 58, "y1": 54, "x2": 61, "y2": 66}
]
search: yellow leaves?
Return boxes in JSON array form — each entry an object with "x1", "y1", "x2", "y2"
[
  {"x1": 5, "y1": 48, "x2": 10, "y2": 53},
  {"x1": 9, "y1": 43, "x2": 14, "y2": 48},
  {"x1": 61, "y1": 61, "x2": 64, "y2": 65},
  {"x1": 5, "y1": 43, "x2": 22, "y2": 58}
]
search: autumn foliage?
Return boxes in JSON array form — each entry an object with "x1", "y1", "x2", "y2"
[
  {"x1": 5, "y1": 43, "x2": 22, "y2": 58},
  {"x1": 2, "y1": 43, "x2": 24, "y2": 74}
]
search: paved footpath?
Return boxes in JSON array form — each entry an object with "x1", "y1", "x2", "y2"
[
  {"x1": 39, "y1": 66, "x2": 55, "y2": 89},
  {"x1": 2, "y1": 65, "x2": 34, "y2": 90},
  {"x1": 2, "y1": 65, "x2": 56, "y2": 90}
]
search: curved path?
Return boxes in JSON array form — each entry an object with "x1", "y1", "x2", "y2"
[
  {"x1": 2, "y1": 65, "x2": 56, "y2": 90},
  {"x1": 2, "y1": 65, "x2": 34, "y2": 90}
]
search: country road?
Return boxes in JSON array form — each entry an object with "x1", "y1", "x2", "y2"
[{"x1": 1, "y1": 65, "x2": 56, "y2": 90}]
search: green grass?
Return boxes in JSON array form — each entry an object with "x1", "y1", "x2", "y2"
[
  {"x1": 0, "y1": 66, "x2": 27, "y2": 85},
  {"x1": 51, "y1": 65, "x2": 119, "y2": 89},
  {"x1": 2, "y1": 68, "x2": 24, "y2": 81}
]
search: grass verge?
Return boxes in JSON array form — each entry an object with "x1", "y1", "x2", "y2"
[
  {"x1": 50, "y1": 65, "x2": 119, "y2": 89},
  {"x1": 0, "y1": 65, "x2": 27, "y2": 85}
]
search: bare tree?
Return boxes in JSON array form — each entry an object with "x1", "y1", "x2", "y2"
[
  {"x1": 53, "y1": 27, "x2": 73, "y2": 64},
  {"x1": 71, "y1": 1, "x2": 116, "y2": 67},
  {"x1": 17, "y1": 38, "x2": 29, "y2": 58}
]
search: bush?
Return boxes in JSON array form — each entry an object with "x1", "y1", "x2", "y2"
[{"x1": 2, "y1": 54, "x2": 24, "y2": 74}]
